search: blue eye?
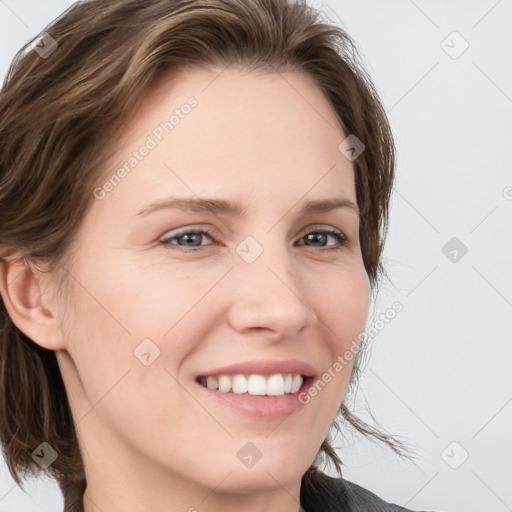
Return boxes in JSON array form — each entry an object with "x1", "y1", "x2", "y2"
[
  {"x1": 298, "y1": 229, "x2": 348, "y2": 251},
  {"x1": 160, "y1": 227, "x2": 348, "y2": 252},
  {"x1": 160, "y1": 229, "x2": 215, "y2": 250}
]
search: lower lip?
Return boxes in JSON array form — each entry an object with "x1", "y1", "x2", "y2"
[{"x1": 194, "y1": 377, "x2": 314, "y2": 420}]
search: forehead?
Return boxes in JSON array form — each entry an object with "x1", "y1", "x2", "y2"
[{"x1": 98, "y1": 65, "x2": 356, "y2": 213}]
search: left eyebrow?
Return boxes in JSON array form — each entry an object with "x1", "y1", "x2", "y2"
[
  {"x1": 298, "y1": 198, "x2": 359, "y2": 216},
  {"x1": 135, "y1": 196, "x2": 359, "y2": 217}
]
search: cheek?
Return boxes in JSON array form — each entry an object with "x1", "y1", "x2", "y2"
[
  {"x1": 73, "y1": 253, "x2": 187, "y2": 337},
  {"x1": 58, "y1": 266, "x2": 191, "y2": 433},
  {"x1": 308, "y1": 262, "x2": 370, "y2": 345},
  {"x1": 296, "y1": 262, "x2": 370, "y2": 403},
  {"x1": 62, "y1": 255, "x2": 211, "y2": 387},
  {"x1": 304, "y1": 269, "x2": 369, "y2": 415}
]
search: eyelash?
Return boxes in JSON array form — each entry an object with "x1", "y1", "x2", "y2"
[{"x1": 159, "y1": 227, "x2": 348, "y2": 253}]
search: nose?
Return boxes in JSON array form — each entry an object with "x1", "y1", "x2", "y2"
[{"x1": 225, "y1": 243, "x2": 318, "y2": 340}]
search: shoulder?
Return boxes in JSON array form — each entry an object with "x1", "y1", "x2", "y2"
[
  {"x1": 300, "y1": 468, "x2": 435, "y2": 512},
  {"x1": 333, "y1": 476, "x2": 422, "y2": 511}
]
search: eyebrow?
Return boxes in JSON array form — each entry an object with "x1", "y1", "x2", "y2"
[{"x1": 136, "y1": 196, "x2": 359, "y2": 217}]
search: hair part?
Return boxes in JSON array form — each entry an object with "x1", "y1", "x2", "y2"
[{"x1": 0, "y1": 0, "x2": 413, "y2": 495}]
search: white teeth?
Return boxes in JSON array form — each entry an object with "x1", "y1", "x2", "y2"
[
  {"x1": 291, "y1": 374, "x2": 303, "y2": 393},
  {"x1": 232, "y1": 374, "x2": 248, "y2": 394},
  {"x1": 218, "y1": 375, "x2": 232, "y2": 392},
  {"x1": 283, "y1": 374, "x2": 292, "y2": 393},
  {"x1": 206, "y1": 376, "x2": 218, "y2": 390},
  {"x1": 247, "y1": 374, "x2": 267, "y2": 395},
  {"x1": 198, "y1": 373, "x2": 304, "y2": 396},
  {"x1": 266, "y1": 374, "x2": 285, "y2": 396}
]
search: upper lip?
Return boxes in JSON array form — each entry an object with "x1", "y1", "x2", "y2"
[{"x1": 196, "y1": 359, "x2": 316, "y2": 378}]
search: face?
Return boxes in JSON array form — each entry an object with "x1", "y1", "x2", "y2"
[{"x1": 53, "y1": 66, "x2": 371, "y2": 505}]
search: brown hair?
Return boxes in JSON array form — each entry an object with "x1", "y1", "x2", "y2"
[{"x1": 0, "y1": 0, "x2": 413, "y2": 496}]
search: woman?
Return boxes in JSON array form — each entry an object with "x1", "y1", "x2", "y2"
[{"x1": 0, "y1": 0, "x2": 430, "y2": 511}]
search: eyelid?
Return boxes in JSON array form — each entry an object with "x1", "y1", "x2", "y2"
[
  {"x1": 160, "y1": 223, "x2": 346, "y2": 240},
  {"x1": 300, "y1": 223, "x2": 344, "y2": 235},
  {"x1": 159, "y1": 223, "x2": 349, "y2": 252},
  {"x1": 159, "y1": 226, "x2": 216, "y2": 245}
]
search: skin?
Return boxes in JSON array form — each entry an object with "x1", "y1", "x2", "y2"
[{"x1": 0, "y1": 66, "x2": 370, "y2": 512}]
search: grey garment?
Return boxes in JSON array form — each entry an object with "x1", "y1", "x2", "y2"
[
  {"x1": 316, "y1": 478, "x2": 421, "y2": 511},
  {"x1": 60, "y1": 468, "x2": 434, "y2": 512},
  {"x1": 299, "y1": 469, "x2": 435, "y2": 512}
]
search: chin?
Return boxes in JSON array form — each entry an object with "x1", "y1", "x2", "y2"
[{"x1": 227, "y1": 453, "x2": 310, "y2": 490}]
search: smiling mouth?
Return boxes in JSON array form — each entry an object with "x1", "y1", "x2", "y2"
[{"x1": 195, "y1": 373, "x2": 312, "y2": 397}]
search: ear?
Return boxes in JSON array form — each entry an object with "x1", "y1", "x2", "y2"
[{"x1": 0, "y1": 256, "x2": 66, "y2": 351}]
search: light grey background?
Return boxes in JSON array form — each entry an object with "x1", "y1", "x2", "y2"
[{"x1": 0, "y1": 1, "x2": 510, "y2": 511}]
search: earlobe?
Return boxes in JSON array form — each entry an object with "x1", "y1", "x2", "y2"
[{"x1": 0, "y1": 256, "x2": 65, "y2": 351}]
